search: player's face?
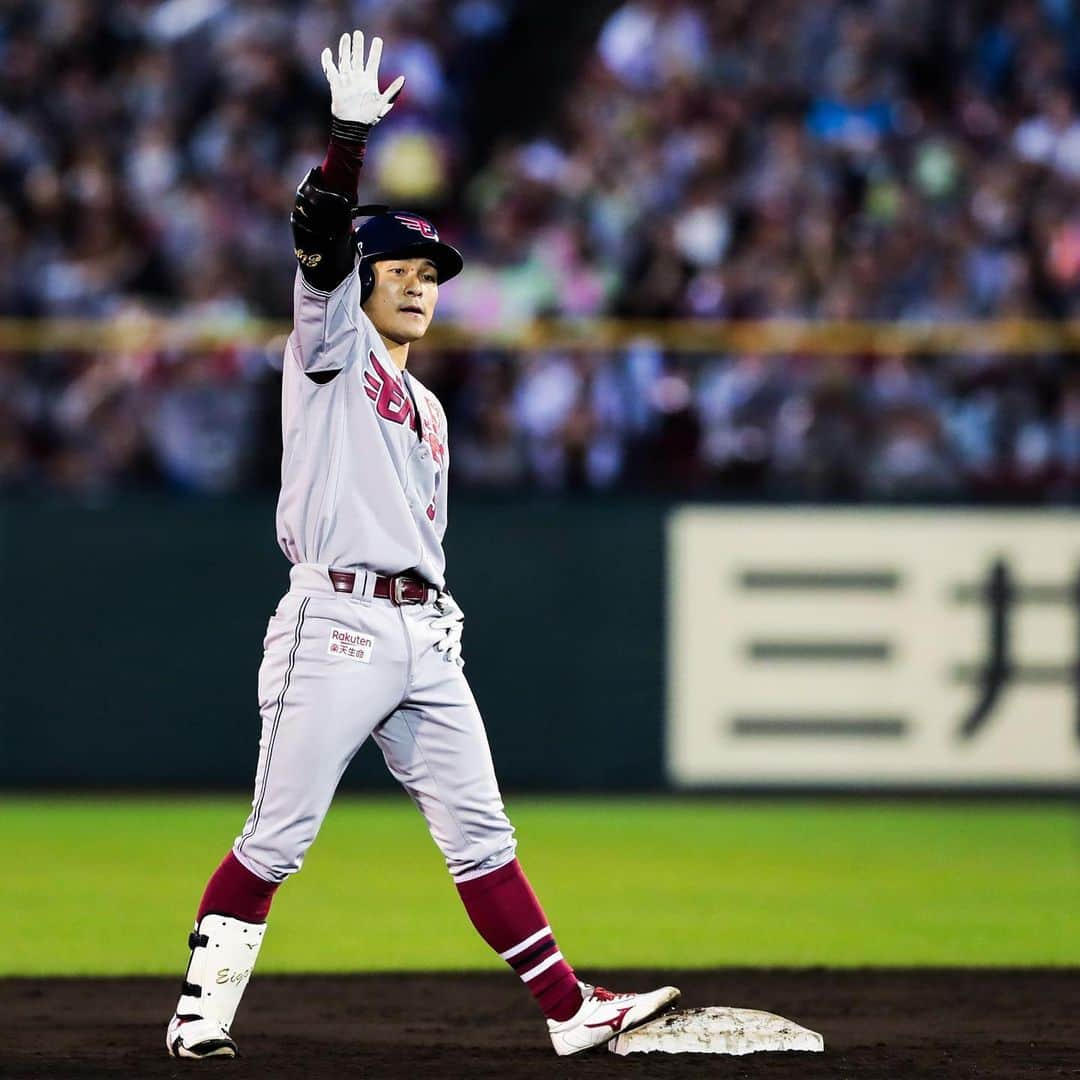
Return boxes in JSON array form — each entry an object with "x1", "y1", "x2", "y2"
[{"x1": 363, "y1": 257, "x2": 439, "y2": 345}]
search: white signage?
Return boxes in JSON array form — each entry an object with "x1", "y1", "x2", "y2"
[{"x1": 667, "y1": 509, "x2": 1080, "y2": 788}]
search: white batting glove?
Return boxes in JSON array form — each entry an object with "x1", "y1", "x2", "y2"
[
  {"x1": 320, "y1": 30, "x2": 405, "y2": 125},
  {"x1": 430, "y1": 593, "x2": 465, "y2": 667}
]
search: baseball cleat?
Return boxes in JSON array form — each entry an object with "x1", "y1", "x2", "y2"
[
  {"x1": 166, "y1": 1014, "x2": 239, "y2": 1059},
  {"x1": 547, "y1": 982, "x2": 681, "y2": 1056}
]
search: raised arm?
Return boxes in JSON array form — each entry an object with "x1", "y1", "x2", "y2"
[{"x1": 290, "y1": 30, "x2": 405, "y2": 294}]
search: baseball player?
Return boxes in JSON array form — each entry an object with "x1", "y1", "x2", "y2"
[{"x1": 164, "y1": 30, "x2": 678, "y2": 1061}]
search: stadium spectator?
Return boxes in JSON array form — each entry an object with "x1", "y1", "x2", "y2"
[{"x1": 1, "y1": 0, "x2": 1077, "y2": 501}]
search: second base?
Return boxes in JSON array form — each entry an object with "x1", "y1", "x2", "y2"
[{"x1": 608, "y1": 1006, "x2": 825, "y2": 1056}]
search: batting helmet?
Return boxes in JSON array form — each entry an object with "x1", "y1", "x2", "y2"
[{"x1": 354, "y1": 205, "x2": 463, "y2": 303}]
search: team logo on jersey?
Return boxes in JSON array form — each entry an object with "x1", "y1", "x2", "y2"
[
  {"x1": 364, "y1": 352, "x2": 415, "y2": 427},
  {"x1": 394, "y1": 214, "x2": 438, "y2": 240},
  {"x1": 328, "y1": 626, "x2": 374, "y2": 663},
  {"x1": 362, "y1": 354, "x2": 445, "y2": 502}
]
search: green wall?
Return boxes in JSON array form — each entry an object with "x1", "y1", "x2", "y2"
[{"x1": 0, "y1": 498, "x2": 667, "y2": 789}]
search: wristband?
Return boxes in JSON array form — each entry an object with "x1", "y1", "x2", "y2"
[{"x1": 330, "y1": 117, "x2": 372, "y2": 145}]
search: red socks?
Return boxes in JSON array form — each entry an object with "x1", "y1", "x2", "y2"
[
  {"x1": 194, "y1": 853, "x2": 583, "y2": 1023},
  {"x1": 196, "y1": 851, "x2": 279, "y2": 924},
  {"x1": 456, "y1": 859, "x2": 583, "y2": 1022}
]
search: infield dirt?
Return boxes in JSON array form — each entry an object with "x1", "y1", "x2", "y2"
[{"x1": 1, "y1": 969, "x2": 1075, "y2": 1079}]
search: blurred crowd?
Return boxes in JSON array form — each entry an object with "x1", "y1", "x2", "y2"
[{"x1": 1, "y1": 0, "x2": 1079, "y2": 500}]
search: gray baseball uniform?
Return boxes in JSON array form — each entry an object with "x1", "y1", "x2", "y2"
[
  {"x1": 233, "y1": 268, "x2": 516, "y2": 884},
  {"x1": 276, "y1": 268, "x2": 449, "y2": 586}
]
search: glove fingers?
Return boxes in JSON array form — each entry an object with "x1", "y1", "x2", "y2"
[
  {"x1": 320, "y1": 47, "x2": 336, "y2": 83},
  {"x1": 338, "y1": 31, "x2": 351, "y2": 75},
  {"x1": 367, "y1": 34, "x2": 384, "y2": 79},
  {"x1": 352, "y1": 30, "x2": 365, "y2": 75},
  {"x1": 383, "y1": 74, "x2": 405, "y2": 105}
]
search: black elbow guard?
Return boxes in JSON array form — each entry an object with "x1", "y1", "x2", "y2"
[{"x1": 290, "y1": 167, "x2": 358, "y2": 292}]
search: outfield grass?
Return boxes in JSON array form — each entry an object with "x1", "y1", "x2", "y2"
[{"x1": 4, "y1": 796, "x2": 1077, "y2": 974}]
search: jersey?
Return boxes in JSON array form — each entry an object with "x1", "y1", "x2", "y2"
[{"x1": 275, "y1": 266, "x2": 450, "y2": 590}]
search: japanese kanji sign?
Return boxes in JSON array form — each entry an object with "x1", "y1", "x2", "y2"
[{"x1": 667, "y1": 509, "x2": 1080, "y2": 788}]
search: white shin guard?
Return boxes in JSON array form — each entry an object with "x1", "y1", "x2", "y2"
[{"x1": 175, "y1": 913, "x2": 267, "y2": 1032}]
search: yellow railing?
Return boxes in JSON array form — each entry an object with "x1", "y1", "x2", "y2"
[{"x1": 2, "y1": 317, "x2": 1080, "y2": 355}]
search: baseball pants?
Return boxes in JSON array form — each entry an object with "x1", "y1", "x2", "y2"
[{"x1": 233, "y1": 563, "x2": 517, "y2": 883}]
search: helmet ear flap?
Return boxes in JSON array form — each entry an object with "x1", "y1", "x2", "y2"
[{"x1": 359, "y1": 257, "x2": 375, "y2": 304}]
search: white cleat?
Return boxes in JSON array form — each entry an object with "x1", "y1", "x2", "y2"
[
  {"x1": 547, "y1": 982, "x2": 681, "y2": 1056},
  {"x1": 166, "y1": 1014, "x2": 239, "y2": 1059}
]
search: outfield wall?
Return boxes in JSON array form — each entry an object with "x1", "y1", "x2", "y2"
[
  {"x1": 2, "y1": 499, "x2": 1076, "y2": 790},
  {"x1": 0, "y1": 497, "x2": 666, "y2": 789}
]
